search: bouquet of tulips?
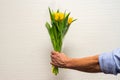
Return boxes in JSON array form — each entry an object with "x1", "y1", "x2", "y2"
[{"x1": 45, "y1": 8, "x2": 76, "y2": 75}]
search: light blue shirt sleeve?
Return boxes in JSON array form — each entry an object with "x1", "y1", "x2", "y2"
[{"x1": 99, "y1": 48, "x2": 120, "y2": 75}]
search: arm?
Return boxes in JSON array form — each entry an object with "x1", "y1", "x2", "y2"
[
  {"x1": 51, "y1": 51, "x2": 101, "y2": 73},
  {"x1": 51, "y1": 48, "x2": 120, "y2": 75},
  {"x1": 66, "y1": 55, "x2": 101, "y2": 73}
]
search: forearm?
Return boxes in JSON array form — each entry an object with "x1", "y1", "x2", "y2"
[{"x1": 66, "y1": 55, "x2": 101, "y2": 73}]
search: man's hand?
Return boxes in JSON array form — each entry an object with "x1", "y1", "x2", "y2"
[{"x1": 50, "y1": 51, "x2": 71, "y2": 68}]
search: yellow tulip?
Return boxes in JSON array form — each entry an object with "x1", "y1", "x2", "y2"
[
  {"x1": 68, "y1": 17, "x2": 73, "y2": 24},
  {"x1": 54, "y1": 12, "x2": 64, "y2": 21},
  {"x1": 59, "y1": 12, "x2": 64, "y2": 20},
  {"x1": 55, "y1": 13, "x2": 59, "y2": 21}
]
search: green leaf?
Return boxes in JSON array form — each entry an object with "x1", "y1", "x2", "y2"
[
  {"x1": 48, "y1": 7, "x2": 54, "y2": 21},
  {"x1": 64, "y1": 13, "x2": 70, "y2": 23},
  {"x1": 63, "y1": 13, "x2": 70, "y2": 29},
  {"x1": 45, "y1": 22, "x2": 51, "y2": 34},
  {"x1": 62, "y1": 13, "x2": 70, "y2": 37},
  {"x1": 57, "y1": 9, "x2": 59, "y2": 13},
  {"x1": 45, "y1": 22, "x2": 56, "y2": 49},
  {"x1": 72, "y1": 19, "x2": 77, "y2": 23},
  {"x1": 52, "y1": 25, "x2": 58, "y2": 42}
]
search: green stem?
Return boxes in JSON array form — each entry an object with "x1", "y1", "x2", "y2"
[{"x1": 52, "y1": 38, "x2": 62, "y2": 75}]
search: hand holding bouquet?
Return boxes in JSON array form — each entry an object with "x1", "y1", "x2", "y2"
[{"x1": 45, "y1": 8, "x2": 76, "y2": 75}]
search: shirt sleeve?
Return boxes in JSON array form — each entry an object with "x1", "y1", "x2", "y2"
[{"x1": 99, "y1": 48, "x2": 120, "y2": 75}]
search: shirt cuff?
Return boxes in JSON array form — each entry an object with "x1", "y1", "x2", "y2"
[{"x1": 99, "y1": 51, "x2": 117, "y2": 75}]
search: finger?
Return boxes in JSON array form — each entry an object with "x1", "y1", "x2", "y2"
[
  {"x1": 51, "y1": 57, "x2": 57, "y2": 64},
  {"x1": 50, "y1": 62, "x2": 55, "y2": 66},
  {"x1": 51, "y1": 54, "x2": 56, "y2": 59},
  {"x1": 51, "y1": 57, "x2": 54, "y2": 62},
  {"x1": 50, "y1": 62, "x2": 53, "y2": 65},
  {"x1": 50, "y1": 62, "x2": 58, "y2": 67},
  {"x1": 51, "y1": 51, "x2": 56, "y2": 55}
]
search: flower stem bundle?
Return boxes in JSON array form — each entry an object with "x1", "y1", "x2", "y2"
[{"x1": 45, "y1": 8, "x2": 76, "y2": 75}]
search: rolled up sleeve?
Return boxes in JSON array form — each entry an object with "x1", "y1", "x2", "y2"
[{"x1": 99, "y1": 48, "x2": 120, "y2": 75}]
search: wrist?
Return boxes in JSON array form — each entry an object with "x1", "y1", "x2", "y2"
[{"x1": 65, "y1": 58, "x2": 75, "y2": 68}]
